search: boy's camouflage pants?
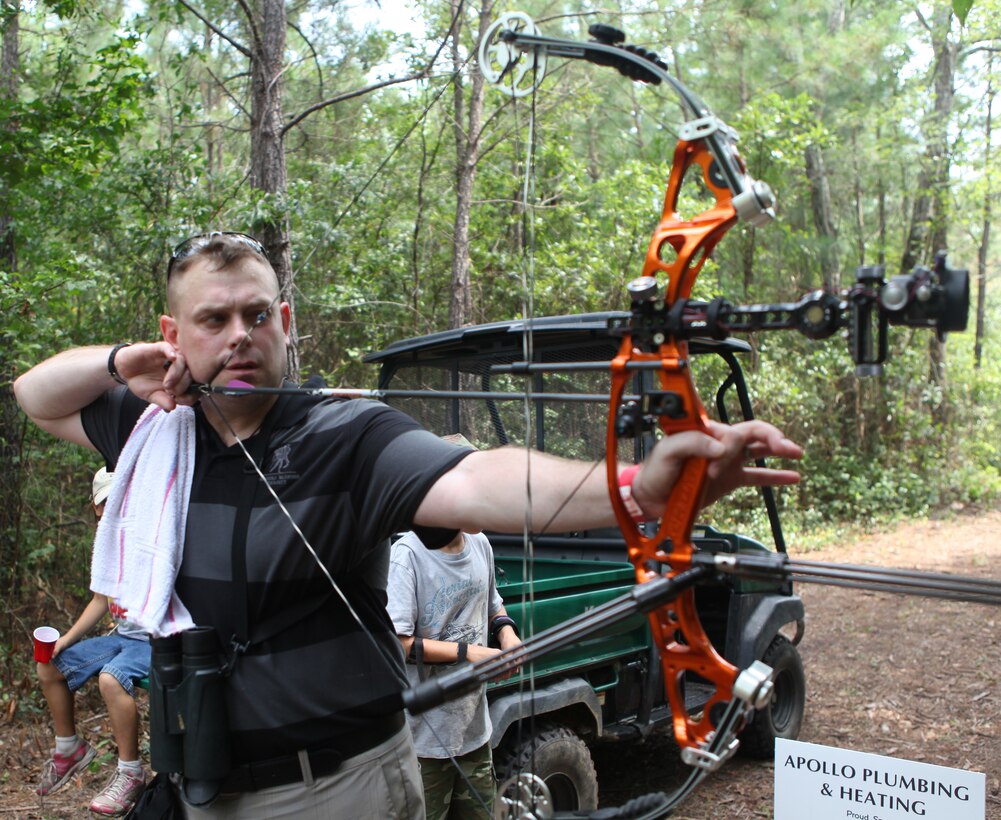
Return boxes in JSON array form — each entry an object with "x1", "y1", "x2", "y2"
[{"x1": 419, "y1": 742, "x2": 494, "y2": 820}]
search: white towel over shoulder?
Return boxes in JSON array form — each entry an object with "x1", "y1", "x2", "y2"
[{"x1": 90, "y1": 404, "x2": 197, "y2": 638}]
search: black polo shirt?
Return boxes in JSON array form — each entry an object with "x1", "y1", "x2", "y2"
[{"x1": 82, "y1": 385, "x2": 471, "y2": 763}]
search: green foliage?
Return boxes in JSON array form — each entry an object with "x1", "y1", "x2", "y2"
[
  {"x1": 698, "y1": 320, "x2": 1001, "y2": 543},
  {"x1": 5, "y1": 0, "x2": 1001, "y2": 628},
  {"x1": 0, "y1": 34, "x2": 149, "y2": 187},
  {"x1": 953, "y1": 0, "x2": 974, "y2": 24}
]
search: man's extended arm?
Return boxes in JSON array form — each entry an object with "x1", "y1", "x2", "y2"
[{"x1": 415, "y1": 420, "x2": 803, "y2": 534}]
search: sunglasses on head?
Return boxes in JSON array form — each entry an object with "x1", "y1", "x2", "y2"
[{"x1": 167, "y1": 231, "x2": 267, "y2": 279}]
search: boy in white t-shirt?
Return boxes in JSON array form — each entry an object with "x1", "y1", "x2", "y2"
[{"x1": 387, "y1": 526, "x2": 521, "y2": 820}]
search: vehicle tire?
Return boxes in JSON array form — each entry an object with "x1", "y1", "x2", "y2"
[
  {"x1": 494, "y1": 722, "x2": 599, "y2": 811},
  {"x1": 739, "y1": 634, "x2": 806, "y2": 759}
]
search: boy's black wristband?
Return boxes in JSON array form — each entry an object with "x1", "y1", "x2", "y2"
[
  {"x1": 457, "y1": 642, "x2": 468, "y2": 662},
  {"x1": 491, "y1": 615, "x2": 519, "y2": 641}
]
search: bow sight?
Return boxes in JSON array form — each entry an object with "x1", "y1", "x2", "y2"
[
  {"x1": 613, "y1": 251, "x2": 970, "y2": 380},
  {"x1": 851, "y1": 252, "x2": 969, "y2": 375}
]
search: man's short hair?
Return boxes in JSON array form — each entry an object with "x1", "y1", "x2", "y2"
[
  {"x1": 168, "y1": 232, "x2": 272, "y2": 281},
  {"x1": 165, "y1": 232, "x2": 279, "y2": 310}
]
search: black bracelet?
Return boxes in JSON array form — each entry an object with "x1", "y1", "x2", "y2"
[
  {"x1": 406, "y1": 636, "x2": 420, "y2": 662},
  {"x1": 107, "y1": 343, "x2": 132, "y2": 385},
  {"x1": 456, "y1": 642, "x2": 468, "y2": 662},
  {"x1": 491, "y1": 615, "x2": 519, "y2": 641}
]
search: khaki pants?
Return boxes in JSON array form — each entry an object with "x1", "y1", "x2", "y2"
[
  {"x1": 418, "y1": 742, "x2": 494, "y2": 820},
  {"x1": 182, "y1": 725, "x2": 425, "y2": 820}
]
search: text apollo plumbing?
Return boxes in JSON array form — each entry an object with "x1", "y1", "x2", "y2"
[{"x1": 782, "y1": 754, "x2": 972, "y2": 816}]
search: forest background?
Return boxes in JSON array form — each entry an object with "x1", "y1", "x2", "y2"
[{"x1": 0, "y1": 0, "x2": 998, "y2": 723}]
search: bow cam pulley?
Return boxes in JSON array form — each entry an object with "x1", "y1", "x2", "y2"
[
  {"x1": 494, "y1": 773, "x2": 552, "y2": 820},
  {"x1": 479, "y1": 12, "x2": 547, "y2": 98}
]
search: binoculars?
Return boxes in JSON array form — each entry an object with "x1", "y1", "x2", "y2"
[{"x1": 148, "y1": 627, "x2": 231, "y2": 782}]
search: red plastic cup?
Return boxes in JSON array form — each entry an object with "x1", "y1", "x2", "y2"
[{"x1": 33, "y1": 626, "x2": 60, "y2": 663}]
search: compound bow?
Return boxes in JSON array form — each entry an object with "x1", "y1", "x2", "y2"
[
  {"x1": 392, "y1": 14, "x2": 997, "y2": 819},
  {"x1": 182, "y1": 16, "x2": 996, "y2": 819}
]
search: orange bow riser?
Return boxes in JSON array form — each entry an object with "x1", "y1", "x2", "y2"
[{"x1": 607, "y1": 135, "x2": 742, "y2": 754}]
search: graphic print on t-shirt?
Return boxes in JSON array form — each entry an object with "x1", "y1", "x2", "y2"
[{"x1": 419, "y1": 574, "x2": 486, "y2": 639}]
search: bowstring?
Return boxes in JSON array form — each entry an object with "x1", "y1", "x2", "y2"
[
  {"x1": 195, "y1": 305, "x2": 406, "y2": 683},
  {"x1": 185, "y1": 31, "x2": 501, "y2": 820},
  {"x1": 186, "y1": 292, "x2": 281, "y2": 394},
  {"x1": 495, "y1": 36, "x2": 614, "y2": 817},
  {"x1": 508, "y1": 39, "x2": 541, "y2": 816},
  {"x1": 205, "y1": 394, "x2": 376, "y2": 641},
  {"x1": 185, "y1": 32, "x2": 589, "y2": 819}
]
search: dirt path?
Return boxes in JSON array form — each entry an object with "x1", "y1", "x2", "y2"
[
  {"x1": 2, "y1": 510, "x2": 999, "y2": 818},
  {"x1": 594, "y1": 508, "x2": 1001, "y2": 819}
]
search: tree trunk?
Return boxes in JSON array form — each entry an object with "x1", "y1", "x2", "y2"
[
  {"x1": 741, "y1": 229, "x2": 756, "y2": 301},
  {"x1": 901, "y1": 8, "x2": 955, "y2": 276},
  {"x1": 628, "y1": 83, "x2": 645, "y2": 152},
  {"x1": 448, "y1": 0, "x2": 493, "y2": 329},
  {"x1": 1, "y1": 3, "x2": 17, "y2": 269},
  {"x1": 926, "y1": 15, "x2": 955, "y2": 400},
  {"x1": 975, "y1": 61, "x2": 994, "y2": 369},
  {"x1": 587, "y1": 119, "x2": 601, "y2": 182},
  {"x1": 805, "y1": 143, "x2": 840, "y2": 289},
  {"x1": 850, "y1": 129, "x2": 865, "y2": 267},
  {"x1": 202, "y1": 25, "x2": 223, "y2": 186},
  {"x1": 248, "y1": 0, "x2": 298, "y2": 377},
  {"x1": 876, "y1": 129, "x2": 887, "y2": 267},
  {"x1": 828, "y1": 0, "x2": 846, "y2": 34},
  {"x1": 900, "y1": 7, "x2": 955, "y2": 412}
]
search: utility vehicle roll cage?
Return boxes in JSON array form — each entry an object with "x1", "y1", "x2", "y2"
[{"x1": 363, "y1": 310, "x2": 787, "y2": 557}]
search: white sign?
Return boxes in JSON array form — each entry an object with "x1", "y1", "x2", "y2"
[{"x1": 774, "y1": 738, "x2": 985, "y2": 820}]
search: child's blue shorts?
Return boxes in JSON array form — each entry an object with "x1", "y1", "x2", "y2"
[{"x1": 52, "y1": 633, "x2": 151, "y2": 696}]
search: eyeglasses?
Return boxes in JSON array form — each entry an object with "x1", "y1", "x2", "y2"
[{"x1": 167, "y1": 231, "x2": 267, "y2": 278}]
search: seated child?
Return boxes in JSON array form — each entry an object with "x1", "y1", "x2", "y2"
[{"x1": 35, "y1": 468, "x2": 150, "y2": 817}]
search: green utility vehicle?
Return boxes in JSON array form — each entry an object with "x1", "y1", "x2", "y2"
[{"x1": 365, "y1": 312, "x2": 806, "y2": 811}]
